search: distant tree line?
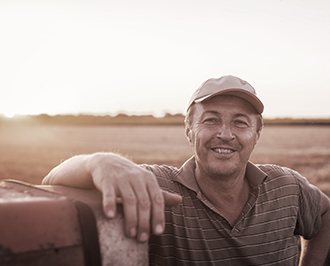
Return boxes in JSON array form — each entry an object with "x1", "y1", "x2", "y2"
[{"x1": 0, "y1": 113, "x2": 329, "y2": 126}]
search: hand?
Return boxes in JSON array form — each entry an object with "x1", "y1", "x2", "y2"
[{"x1": 88, "y1": 153, "x2": 182, "y2": 242}]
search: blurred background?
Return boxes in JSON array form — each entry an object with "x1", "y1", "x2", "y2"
[
  {"x1": 1, "y1": 0, "x2": 329, "y2": 119},
  {"x1": 0, "y1": 0, "x2": 329, "y2": 195}
]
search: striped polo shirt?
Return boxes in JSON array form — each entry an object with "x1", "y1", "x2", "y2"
[{"x1": 142, "y1": 157, "x2": 321, "y2": 266}]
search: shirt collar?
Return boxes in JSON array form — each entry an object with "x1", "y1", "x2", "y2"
[{"x1": 174, "y1": 156, "x2": 267, "y2": 193}]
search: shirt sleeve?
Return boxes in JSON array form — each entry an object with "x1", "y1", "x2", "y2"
[
  {"x1": 294, "y1": 171, "x2": 322, "y2": 239},
  {"x1": 139, "y1": 164, "x2": 181, "y2": 194}
]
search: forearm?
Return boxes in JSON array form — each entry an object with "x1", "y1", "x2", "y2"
[
  {"x1": 42, "y1": 154, "x2": 95, "y2": 188},
  {"x1": 42, "y1": 152, "x2": 141, "y2": 190},
  {"x1": 299, "y1": 193, "x2": 330, "y2": 265}
]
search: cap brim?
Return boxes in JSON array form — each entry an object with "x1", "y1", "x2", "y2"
[{"x1": 194, "y1": 88, "x2": 264, "y2": 114}]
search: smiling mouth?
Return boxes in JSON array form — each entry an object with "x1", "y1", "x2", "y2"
[{"x1": 211, "y1": 148, "x2": 235, "y2": 154}]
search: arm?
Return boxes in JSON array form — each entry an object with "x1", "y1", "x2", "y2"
[
  {"x1": 299, "y1": 192, "x2": 330, "y2": 266},
  {"x1": 42, "y1": 152, "x2": 182, "y2": 242}
]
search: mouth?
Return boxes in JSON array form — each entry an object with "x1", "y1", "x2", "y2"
[{"x1": 211, "y1": 148, "x2": 235, "y2": 154}]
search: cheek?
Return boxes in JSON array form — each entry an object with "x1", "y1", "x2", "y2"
[
  {"x1": 193, "y1": 127, "x2": 215, "y2": 147},
  {"x1": 239, "y1": 131, "x2": 259, "y2": 150}
]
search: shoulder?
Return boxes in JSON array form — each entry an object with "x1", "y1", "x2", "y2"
[
  {"x1": 140, "y1": 164, "x2": 180, "y2": 178},
  {"x1": 257, "y1": 164, "x2": 320, "y2": 197},
  {"x1": 258, "y1": 164, "x2": 304, "y2": 185},
  {"x1": 258, "y1": 164, "x2": 299, "y2": 178},
  {"x1": 140, "y1": 164, "x2": 183, "y2": 194}
]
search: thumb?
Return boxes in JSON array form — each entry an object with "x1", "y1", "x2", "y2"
[{"x1": 162, "y1": 190, "x2": 182, "y2": 207}]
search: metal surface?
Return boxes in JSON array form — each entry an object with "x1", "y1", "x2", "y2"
[{"x1": 0, "y1": 180, "x2": 148, "y2": 266}]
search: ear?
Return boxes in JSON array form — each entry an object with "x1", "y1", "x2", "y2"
[
  {"x1": 254, "y1": 127, "x2": 262, "y2": 147},
  {"x1": 185, "y1": 125, "x2": 193, "y2": 145}
]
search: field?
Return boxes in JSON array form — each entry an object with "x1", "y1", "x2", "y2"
[{"x1": 0, "y1": 124, "x2": 329, "y2": 197}]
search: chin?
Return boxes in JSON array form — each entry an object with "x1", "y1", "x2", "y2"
[
  {"x1": 207, "y1": 164, "x2": 238, "y2": 179},
  {"x1": 196, "y1": 154, "x2": 241, "y2": 178}
]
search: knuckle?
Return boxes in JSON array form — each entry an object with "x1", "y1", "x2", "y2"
[
  {"x1": 103, "y1": 189, "x2": 116, "y2": 199},
  {"x1": 141, "y1": 169, "x2": 156, "y2": 181},
  {"x1": 154, "y1": 192, "x2": 164, "y2": 204},
  {"x1": 139, "y1": 197, "x2": 151, "y2": 209},
  {"x1": 123, "y1": 192, "x2": 137, "y2": 205}
]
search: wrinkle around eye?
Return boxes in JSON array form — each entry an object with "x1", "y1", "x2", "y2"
[
  {"x1": 203, "y1": 118, "x2": 220, "y2": 125},
  {"x1": 233, "y1": 120, "x2": 258, "y2": 130},
  {"x1": 233, "y1": 120, "x2": 249, "y2": 128}
]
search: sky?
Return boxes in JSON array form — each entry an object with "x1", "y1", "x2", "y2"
[{"x1": 1, "y1": 0, "x2": 329, "y2": 119}]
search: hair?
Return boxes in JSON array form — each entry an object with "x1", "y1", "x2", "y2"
[{"x1": 184, "y1": 103, "x2": 264, "y2": 133}]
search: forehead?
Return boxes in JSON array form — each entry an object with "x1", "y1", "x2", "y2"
[{"x1": 195, "y1": 94, "x2": 258, "y2": 116}]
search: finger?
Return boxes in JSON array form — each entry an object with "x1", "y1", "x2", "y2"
[
  {"x1": 149, "y1": 190, "x2": 182, "y2": 235},
  {"x1": 151, "y1": 190, "x2": 165, "y2": 235},
  {"x1": 127, "y1": 169, "x2": 162, "y2": 241},
  {"x1": 136, "y1": 189, "x2": 151, "y2": 242},
  {"x1": 130, "y1": 177, "x2": 152, "y2": 242},
  {"x1": 163, "y1": 191, "x2": 182, "y2": 207},
  {"x1": 147, "y1": 180, "x2": 165, "y2": 236},
  {"x1": 102, "y1": 185, "x2": 117, "y2": 218},
  {"x1": 117, "y1": 178, "x2": 138, "y2": 238}
]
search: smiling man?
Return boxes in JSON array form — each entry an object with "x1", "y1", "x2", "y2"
[
  {"x1": 185, "y1": 93, "x2": 263, "y2": 226},
  {"x1": 43, "y1": 75, "x2": 330, "y2": 265}
]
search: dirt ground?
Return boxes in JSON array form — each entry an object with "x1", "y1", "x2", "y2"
[{"x1": 1, "y1": 124, "x2": 329, "y2": 196}]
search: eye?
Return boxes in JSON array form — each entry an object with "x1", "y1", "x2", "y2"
[
  {"x1": 233, "y1": 119, "x2": 249, "y2": 128},
  {"x1": 203, "y1": 117, "x2": 219, "y2": 125}
]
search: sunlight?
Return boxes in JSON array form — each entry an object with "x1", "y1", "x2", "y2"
[
  {"x1": 0, "y1": 1, "x2": 329, "y2": 118},
  {"x1": 3, "y1": 112, "x2": 16, "y2": 118},
  {"x1": 1, "y1": 111, "x2": 30, "y2": 119}
]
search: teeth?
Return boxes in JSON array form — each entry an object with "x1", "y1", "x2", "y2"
[{"x1": 213, "y1": 148, "x2": 234, "y2": 154}]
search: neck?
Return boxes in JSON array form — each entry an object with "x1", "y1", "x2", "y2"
[
  {"x1": 196, "y1": 164, "x2": 247, "y2": 196},
  {"x1": 195, "y1": 166, "x2": 250, "y2": 225}
]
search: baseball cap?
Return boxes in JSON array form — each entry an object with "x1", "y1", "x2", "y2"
[{"x1": 187, "y1": 75, "x2": 264, "y2": 114}]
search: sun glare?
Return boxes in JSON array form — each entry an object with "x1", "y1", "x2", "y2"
[
  {"x1": 2, "y1": 112, "x2": 20, "y2": 118},
  {"x1": 3, "y1": 112, "x2": 15, "y2": 118}
]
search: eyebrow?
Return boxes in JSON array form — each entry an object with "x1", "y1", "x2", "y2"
[
  {"x1": 199, "y1": 109, "x2": 254, "y2": 123},
  {"x1": 201, "y1": 110, "x2": 219, "y2": 116},
  {"x1": 202, "y1": 111, "x2": 251, "y2": 119},
  {"x1": 233, "y1": 113, "x2": 250, "y2": 119}
]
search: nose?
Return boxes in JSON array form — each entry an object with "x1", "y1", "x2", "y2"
[{"x1": 216, "y1": 124, "x2": 235, "y2": 141}]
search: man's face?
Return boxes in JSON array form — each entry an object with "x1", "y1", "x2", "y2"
[{"x1": 186, "y1": 95, "x2": 261, "y2": 180}]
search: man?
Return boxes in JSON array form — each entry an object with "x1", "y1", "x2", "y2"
[{"x1": 42, "y1": 75, "x2": 330, "y2": 265}]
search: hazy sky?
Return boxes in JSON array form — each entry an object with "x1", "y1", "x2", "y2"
[{"x1": 1, "y1": 0, "x2": 329, "y2": 118}]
